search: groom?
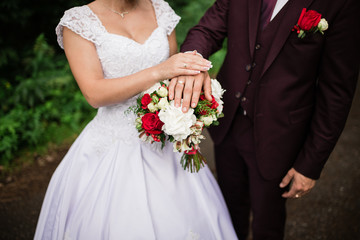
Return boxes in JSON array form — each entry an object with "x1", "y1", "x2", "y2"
[{"x1": 169, "y1": 0, "x2": 360, "y2": 239}]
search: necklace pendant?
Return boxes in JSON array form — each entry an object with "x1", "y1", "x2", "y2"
[{"x1": 120, "y1": 11, "x2": 129, "y2": 18}]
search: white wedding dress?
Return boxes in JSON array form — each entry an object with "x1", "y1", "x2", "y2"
[{"x1": 34, "y1": 1, "x2": 237, "y2": 239}]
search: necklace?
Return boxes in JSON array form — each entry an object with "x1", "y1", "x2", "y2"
[
  {"x1": 106, "y1": 7, "x2": 129, "y2": 18},
  {"x1": 100, "y1": 1, "x2": 135, "y2": 18}
]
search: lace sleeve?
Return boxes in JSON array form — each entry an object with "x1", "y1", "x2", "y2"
[
  {"x1": 55, "y1": 6, "x2": 106, "y2": 49},
  {"x1": 152, "y1": 0, "x2": 181, "y2": 36}
]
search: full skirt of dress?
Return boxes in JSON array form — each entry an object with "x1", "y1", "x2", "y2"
[{"x1": 34, "y1": 119, "x2": 238, "y2": 240}]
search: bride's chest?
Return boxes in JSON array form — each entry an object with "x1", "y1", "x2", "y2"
[{"x1": 96, "y1": 28, "x2": 170, "y2": 77}]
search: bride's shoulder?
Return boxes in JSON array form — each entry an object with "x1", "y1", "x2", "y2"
[
  {"x1": 151, "y1": 0, "x2": 181, "y2": 35},
  {"x1": 55, "y1": 5, "x2": 106, "y2": 49}
]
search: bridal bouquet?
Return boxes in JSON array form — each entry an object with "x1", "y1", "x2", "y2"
[{"x1": 127, "y1": 79, "x2": 225, "y2": 172}]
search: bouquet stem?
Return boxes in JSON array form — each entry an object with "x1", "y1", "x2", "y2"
[{"x1": 180, "y1": 151, "x2": 207, "y2": 173}]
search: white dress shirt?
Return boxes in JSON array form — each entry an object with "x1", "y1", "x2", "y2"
[{"x1": 271, "y1": 0, "x2": 289, "y2": 21}]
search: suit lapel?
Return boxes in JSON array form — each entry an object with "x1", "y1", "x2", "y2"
[
  {"x1": 260, "y1": 0, "x2": 316, "y2": 78},
  {"x1": 248, "y1": 0, "x2": 262, "y2": 59}
]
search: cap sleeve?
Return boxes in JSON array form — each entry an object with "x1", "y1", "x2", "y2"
[
  {"x1": 152, "y1": 0, "x2": 181, "y2": 36},
  {"x1": 55, "y1": 6, "x2": 106, "y2": 49}
]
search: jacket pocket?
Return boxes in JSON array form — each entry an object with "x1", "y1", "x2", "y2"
[{"x1": 289, "y1": 104, "x2": 314, "y2": 124}]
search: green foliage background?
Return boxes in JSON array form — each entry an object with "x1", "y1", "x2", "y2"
[{"x1": 0, "y1": 0, "x2": 226, "y2": 166}]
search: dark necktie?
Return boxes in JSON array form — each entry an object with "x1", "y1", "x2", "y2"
[{"x1": 260, "y1": 0, "x2": 278, "y2": 29}]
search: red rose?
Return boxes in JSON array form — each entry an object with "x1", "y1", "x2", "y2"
[
  {"x1": 297, "y1": 8, "x2": 321, "y2": 31},
  {"x1": 142, "y1": 113, "x2": 164, "y2": 135},
  {"x1": 210, "y1": 96, "x2": 219, "y2": 109},
  {"x1": 141, "y1": 94, "x2": 152, "y2": 109}
]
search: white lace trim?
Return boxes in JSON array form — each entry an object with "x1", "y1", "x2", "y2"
[
  {"x1": 152, "y1": 0, "x2": 181, "y2": 35},
  {"x1": 55, "y1": 6, "x2": 106, "y2": 49},
  {"x1": 56, "y1": 1, "x2": 180, "y2": 49}
]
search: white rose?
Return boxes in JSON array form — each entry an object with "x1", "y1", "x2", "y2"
[
  {"x1": 157, "y1": 98, "x2": 170, "y2": 110},
  {"x1": 216, "y1": 100, "x2": 224, "y2": 114},
  {"x1": 144, "y1": 82, "x2": 161, "y2": 95},
  {"x1": 200, "y1": 115, "x2": 214, "y2": 126},
  {"x1": 211, "y1": 79, "x2": 225, "y2": 100},
  {"x1": 147, "y1": 102, "x2": 158, "y2": 112},
  {"x1": 157, "y1": 86, "x2": 168, "y2": 98},
  {"x1": 318, "y1": 18, "x2": 328, "y2": 32},
  {"x1": 210, "y1": 79, "x2": 225, "y2": 114},
  {"x1": 158, "y1": 101, "x2": 196, "y2": 141}
]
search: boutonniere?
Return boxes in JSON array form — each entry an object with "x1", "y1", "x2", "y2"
[{"x1": 293, "y1": 8, "x2": 328, "y2": 39}]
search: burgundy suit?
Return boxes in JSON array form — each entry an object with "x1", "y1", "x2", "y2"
[{"x1": 181, "y1": 0, "x2": 359, "y2": 239}]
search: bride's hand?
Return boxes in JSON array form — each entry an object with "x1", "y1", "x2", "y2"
[{"x1": 152, "y1": 52, "x2": 212, "y2": 80}]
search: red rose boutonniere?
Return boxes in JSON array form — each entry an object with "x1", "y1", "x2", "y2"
[{"x1": 293, "y1": 8, "x2": 328, "y2": 39}]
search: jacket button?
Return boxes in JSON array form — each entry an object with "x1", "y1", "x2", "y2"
[
  {"x1": 245, "y1": 64, "x2": 252, "y2": 72},
  {"x1": 235, "y1": 92, "x2": 241, "y2": 99},
  {"x1": 255, "y1": 44, "x2": 261, "y2": 50},
  {"x1": 247, "y1": 80, "x2": 252, "y2": 85},
  {"x1": 252, "y1": 62, "x2": 256, "y2": 68},
  {"x1": 241, "y1": 97, "x2": 247, "y2": 102}
]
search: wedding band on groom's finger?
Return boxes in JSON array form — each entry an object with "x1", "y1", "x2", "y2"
[
  {"x1": 178, "y1": 80, "x2": 185, "y2": 84},
  {"x1": 295, "y1": 194, "x2": 300, "y2": 198}
]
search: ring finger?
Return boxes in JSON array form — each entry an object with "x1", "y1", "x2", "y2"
[{"x1": 174, "y1": 79, "x2": 185, "y2": 107}]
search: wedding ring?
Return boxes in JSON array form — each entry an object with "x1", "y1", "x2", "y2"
[
  {"x1": 184, "y1": 63, "x2": 187, "y2": 68},
  {"x1": 178, "y1": 80, "x2": 185, "y2": 84},
  {"x1": 295, "y1": 194, "x2": 300, "y2": 198}
]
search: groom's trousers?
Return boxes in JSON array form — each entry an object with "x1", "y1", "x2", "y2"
[{"x1": 214, "y1": 111, "x2": 287, "y2": 240}]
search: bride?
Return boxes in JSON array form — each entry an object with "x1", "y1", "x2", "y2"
[{"x1": 34, "y1": 0, "x2": 237, "y2": 239}]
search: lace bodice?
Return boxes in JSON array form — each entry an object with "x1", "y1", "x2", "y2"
[{"x1": 56, "y1": 0, "x2": 180, "y2": 154}]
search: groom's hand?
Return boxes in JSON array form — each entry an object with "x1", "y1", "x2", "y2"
[
  {"x1": 280, "y1": 168, "x2": 316, "y2": 199},
  {"x1": 168, "y1": 71, "x2": 212, "y2": 112}
]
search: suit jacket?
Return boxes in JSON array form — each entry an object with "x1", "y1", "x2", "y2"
[{"x1": 181, "y1": 0, "x2": 360, "y2": 180}]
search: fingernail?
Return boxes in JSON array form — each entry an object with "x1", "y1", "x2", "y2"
[
  {"x1": 183, "y1": 107, "x2": 187, "y2": 112},
  {"x1": 195, "y1": 71, "x2": 200, "y2": 74},
  {"x1": 192, "y1": 103, "x2": 196, "y2": 108},
  {"x1": 203, "y1": 67, "x2": 210, "y2": 70}
]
